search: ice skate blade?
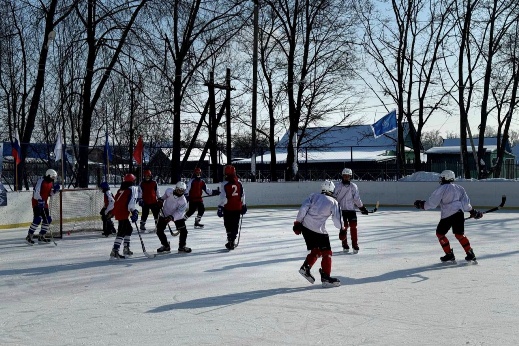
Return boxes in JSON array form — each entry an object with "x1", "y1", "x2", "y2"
[
  {"x1": 321, "y1": 281, "x2": 340, "y2": 288},
  {"x1": 342, "y1": 248, "x2": 349, "y2": 253}
]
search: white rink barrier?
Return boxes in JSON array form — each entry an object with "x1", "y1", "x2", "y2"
[{"x1": 1, "y1": 181, "x2": 517, "y2": 229}]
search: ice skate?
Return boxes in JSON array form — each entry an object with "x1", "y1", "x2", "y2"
[
  {"x1": 194, "y1": 216, "x2": 204, "y2": 229},
  {"x1": 37, "y1": 234, "x2": 51, "y2": 244},
  {"x1": 319, "y1": 268, "x2": 340, "y2": 288},
  {"x1": 178, "y1": 246, "x2": 192, "y2": 253},
  {"x1": 465, "y1": 249, "x2": 478, "y2": 264},
  {"x1": 299, "y1": 264, "x2": 315, "y2": 284},
  {"x1": 123, "y1": 245, "x2": 133, "y2": 257},
  {"x1": 109, "y1": 249, "x2": 125, "y2": 260},
  {"x1": 157, "y1": 242, "x2": 171, "y2": 254},
  {"x1": 342, "y1": 241, "x2": 349, "y2": 253},
  {"x1": 25, "y1": 234, "x2": 35, "y2": 246},
  {"x1": 440, "y1": 249, "x2": 456, "y2": 263},
  {"x1": 139, "y1": 222, "x2": 146, "y2": 231},
  {"x1": 225, "y1": 241, "x2": 235, "y2": 250},
  {"x1": 352, "y1": 244, "x2": 359, "y2": 254}
]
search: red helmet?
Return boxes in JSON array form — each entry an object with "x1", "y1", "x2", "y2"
[
  {"x1": 124, "y1": 173, "x2": 136, "y2": 182},
  {"x1": 143, "y1": 170, "x2": 152, "y2": 179},
  {"x1": 194, "y1": 167, "x2": 202, "y2": 176},
  {"x1": 224, "y1": 165, "x2": 236, "y2": 176}
]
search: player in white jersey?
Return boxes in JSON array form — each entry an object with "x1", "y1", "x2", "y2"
[
  {"x1": 414, "y1": 170, "x2": 482, "y2": 263},
  {"x1": 154, "y1": 182, "x2": 191, "y2": 254},
  {"x1": 293, "y1": 180, "x2": 343, "y2": 288},
  {"x1": 333, "y1": 168, "x2": 368, "y2": 253}
]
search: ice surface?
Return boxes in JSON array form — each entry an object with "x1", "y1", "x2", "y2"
[{"x1": 1, "y1": 207, "x2": 518, "y2": 345}]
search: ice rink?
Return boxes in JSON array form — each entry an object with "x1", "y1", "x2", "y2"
[{"x1": 1, "y1": 206, "x2": 518, "y2": 345}]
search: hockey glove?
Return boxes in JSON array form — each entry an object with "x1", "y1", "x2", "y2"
[
  {"x1": 469, "y1": 209, "x2": 483, "y2": 219},
  {"x1": 359, "y1": 206, "x2": 369, "y2": 215},
  {"x1": 339, "y1": 228, "x2": 347, "y2": 241},
  {"x1": 293, "y1": 221, "x2": 303, "y2": 235},
  {"x1": 52, "y1": 183, "x2": 61, "y2": 193},
  {"x1": 130, "y1": 209, "x2": 139, "y2": 223},
  {"x1": 212, "y1": 189, "x2": 220, "y2": 196},
  {"x1": 137, "y1": 198, "x2": 144, "y2": 207},
  {"x1": 241, "y1": 204, "x2": 247, "y2": 215},
  {"x1": 156, "y1": 198, "x2": 164, "y2": 208},
  {"x1": 414, "y1": 200, "x2": 425, "y2": 210},
  {"x1": 217, "y1": 206, "x2": 224, "y2": 218}
]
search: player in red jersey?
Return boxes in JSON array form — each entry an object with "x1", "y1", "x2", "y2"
[
  {"x1": 184, "y1": 167, "x2": 220, "y2": 229},
  {"x1": 217, "y1": 165, "x2": 246, "y2": 250},
  {"x1": 25, "y1": 169, "x2": 60, "y2": 245},
  {"x1": 109, "y1": 173, "x2": 139, "y2": 259},
  {"x1": 138, "y1": 170, "x2": 161, "y2": 232}
]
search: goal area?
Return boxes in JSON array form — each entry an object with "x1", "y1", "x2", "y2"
[{"x1": 49, "y1": 188, "x2": 104, "y2": 238}]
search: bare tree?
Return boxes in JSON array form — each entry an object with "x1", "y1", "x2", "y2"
[{"x1": 259, "y1": 0, "x2": 360, "y2": 181}]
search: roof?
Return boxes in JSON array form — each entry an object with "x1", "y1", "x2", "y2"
[
  {"x1": 240, "y1": 148, "x2": 395, "y2": 164},
  {"x1": 426, "y1": 137, "x2": 513, "y2": 155},
  {"x1": 275, "y1": 124, "x2": 402, "y2": 152}
]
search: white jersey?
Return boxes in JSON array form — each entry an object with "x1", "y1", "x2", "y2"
[
  {"x1": 333, "y1": 181, "x2": 363, "y2": 211},
  {"x1": 161, "y1": 188, "x2": 188, "y2": 221},
  {"x1": 296, "y1": 193, "x2": 342, "y2": 235},
  {"x1": 424, "y1": 183, "x2": 473, "y2": 219},
  {"x1": 104, "y1": 190, "x2": 115, "y2": 215}
]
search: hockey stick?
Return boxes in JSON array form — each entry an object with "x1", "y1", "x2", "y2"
[
  {"x1": 234, "y1": 214, "x2": 244, "y2": 248},
  {"x1": 44, "y1": 209, "x2": 57, "y2": 246},
  {"x1": 160, "y1": 208, "x2": 179, "y2": 236},
  {"x1": 369, "y1": 201, "x2": 380, "y2": 213},
  {"x1": 132, "y1": 221, "x2": 156, "y2": 258},
  {"x1": 465, "y1": 195, "x2": 506, "y2": 220}
]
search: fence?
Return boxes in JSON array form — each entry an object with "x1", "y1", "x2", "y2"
[{"x1": 2, "y1": 142, "x2": 518, "y2": 191}]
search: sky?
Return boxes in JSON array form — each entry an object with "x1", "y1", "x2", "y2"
[{"x1": 1, "y1": 204, "x2": 518, "y2": 345}]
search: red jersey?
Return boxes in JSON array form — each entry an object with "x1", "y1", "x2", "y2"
[
  {"x1": 31, "y1": 177, "x2": 54, "y2": 208},
  {"x1": 112, "y1": 188, "x2": 136, "y2": 221},
  {"x1": 139, "y1": 180, "x2": 159, "y2": 205},
  {"x1": 186, "y1": 177, "x2": 213, "y2": 203},
  {"x1": 219, "y1": 178, "x2": 245, "y2": 211}
]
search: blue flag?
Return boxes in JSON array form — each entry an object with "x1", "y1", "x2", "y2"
[
  {"x1": 371, "y1": 110, "x2": 397, "y2": 138},
  {"x1": 103, "y1": 132, "x2": 112, "y2": 175}
]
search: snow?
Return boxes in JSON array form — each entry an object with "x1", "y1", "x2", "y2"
[{"x1": 1, "y1": 207, "x2": 519, "y2": 345}]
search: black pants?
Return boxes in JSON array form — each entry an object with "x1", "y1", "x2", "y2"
[
  {"x1": 223, "y1": 210, "x2": 241, "y2": 242},
  {"x1": 185, "y1": 201, "x2": 205, "y2": 218},
  {"x1": 156, "y1": 217, "x2": 188, "y2": 248},
  {"x1": 141, "y1": 203, "x2": 160, "y2": 222}
]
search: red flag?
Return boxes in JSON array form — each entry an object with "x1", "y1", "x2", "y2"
[{"x1": 133, "y1": 135, "x2": 143, "y2": 165}]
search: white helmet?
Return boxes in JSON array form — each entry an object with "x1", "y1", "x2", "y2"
[
  {"x1": 175, "y1": 181, "x2": 187, "y2": 192},
  {"x1": 440, "y1": 170, "x2": 455, "y2": 182},
  {"x1": 321, "y1": 180, "x2": 335, "y2": 195},
  {"x1": 342, "y1": 168, "x2": 353, "y2": 176},
  {"x1": 45, "y1": 169, "x2": 58, "y2": 179}
]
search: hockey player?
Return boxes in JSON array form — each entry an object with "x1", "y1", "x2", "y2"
[
  {"x1": 109, "y1": 173, "x2": 139, "y2": 259},
  {"x1": 184, "y1": 167, "x2": 220, "y2": 229},
  {"x1": 99, "y1": 182, "x2": 116, "y2": 237},
  {"x1": 138, "y1": 169, "x2": 161, "y2": 233},
  {"x1": 414, "y1": 170, "x2": 482, "y2": 263},
  {"x1": 155, "y1": 181, "x2": 191, "y2": 253},
  {"x1": 25, "y1": 169, "x2": 60, "y2": 245},
  {"x1": 217, "y1": 165, "x2": 246, "y2": 250},
  {"x1": 294, "y1": 180, "x2": 342, "y2": 288},
  {"x1": 333, "y1": 168, "x2": 369, "y2": 253}
]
